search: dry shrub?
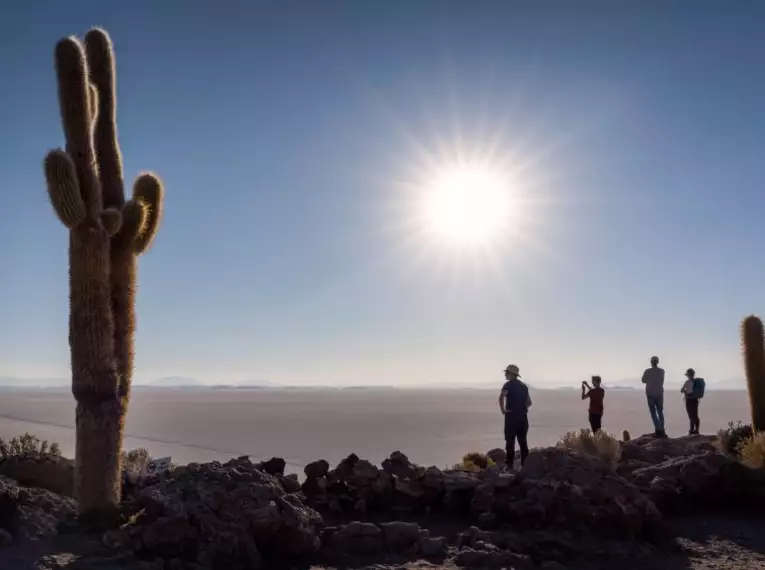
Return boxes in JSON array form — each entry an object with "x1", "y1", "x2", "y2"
[
  {"x1": 121, "y1": 447, "x2": 152, "y2": 474},
  {"x1": 716, "y1": 421, "x2": 754, "y2": 457},
  {"x1": 737, "y1": 432, "x2": 765, "y2": 469},
  {"x1": 453, "y1": 452, "x2": 495, "y2": 472},
  {"x1": 557, "y1": 428, "x2": 621, "y2": 467},
  {"x1": 0, "y1": 433, "x2": 61, "y2": 458}
]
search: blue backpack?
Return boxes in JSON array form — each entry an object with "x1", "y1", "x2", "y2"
[{"x1": 691, "y1": 378, "x2": 706, "y2": 399}]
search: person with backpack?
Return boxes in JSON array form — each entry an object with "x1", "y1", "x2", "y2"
[
  {"x1": 581, "y1": 375, "x2": 605, "y2": 433},
  {"x1": 680, "y1": 368, "x2": 705, "y2": 435}
]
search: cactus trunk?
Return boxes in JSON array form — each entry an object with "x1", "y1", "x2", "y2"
[
  {"x1": 44, "y1": 29, "x2": 164, "y2": 518},
  {"x1": 111, "y1": 245, "x2": 137, "y2": 401},
  {"x1": 742, "y1": 315, "x2": 765, "y2": 432},
  {"x1": 74, "y1": 399, "x2": 125, "y2": 514}
]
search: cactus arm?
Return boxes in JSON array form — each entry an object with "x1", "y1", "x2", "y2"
[
  {"x1": 54, "y1": 37, "x2": 102, "y2": 219},
  {"x1": 44, "y1": 149, "x2": 86, "y2": 228},
  {"x1": 742, "y1": 315, "x2": 765, "y2": 432},
  {"x1": 132, "y1": 173, "x2": 164, "y2": 255},
  {"x1": 85, "y1": 28, "x2": 125, "y2": 210},
  {"x1": 88, "y1": 83, "x2": 99, "y2": 123},
  {"x1": 100, "y1": 208, "x2": 123, "y2": 237},
  {"x1": 119, "y1": 199, "x2": 148, "y2": 242}
]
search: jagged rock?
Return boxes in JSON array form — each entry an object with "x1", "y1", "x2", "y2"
[
  {"x1": 486, "y1": 448, "x2": 506, "y2": 468},
  {"x1": 455, "y1": 547, "x2": 532, "y2": 568},
  {"x1": 330, "y1": 454, "x2": 379, "y2": 488},
  {"x1": 419, "y1": 535, "x2": 448, "y2": 558},
  {"x1": 627, "y1": 449, "x2": 765, "y2": 510},
  {"x1": 394, "y1": 478, "x2": 426, "y2": 498},
  {"x1": 372, "y1": 471, "x2": 393, "y2": 494},
  {"x1": 382, "y1": 451, "x2": 417, "y2": 479},
  {"x1": 541, "y1": 562, "x2": 569, "y2": 570},
  {"x1": 620, "y1": 434, "x2": 717, "y2": 467},
  {"x1": 328, "y1": 521, "x2": 383, "y2": 555},
  {"x1": 304, "y1": 459, "x2": 329, "y2": 480},
  {"x1": 443, "y1": 471, "x2": 481, "y2": 491},
  {"x1": 470, "y1": 483, "x2": 494, "y2": 515},
  {"x1": 379, "y1": 521, "x2": 421, "y2": 551},
  {"x1": 0, "y1": 455, "x2": 75, "y2": 498},
  {"x1": 120, "y1": 457, "x2": 321, "y2": 568},
  {"x1": 478, "y1": 464, "x2": 502, "y2": 482},
  {"x1": 422, "y1": 466, "x2": 446, "y2": 490},
  {"x1": 256, "y1": 457, "x2": 286, "y2": 476},
  {"x1": 0, "y1": 476, "x2": 77, "y2": 544},
  {"x1": 457, "y1": 526, "x2": 495, "y2": 549},
  {"x1": 282, "y1": 473, "x2": 301, "y2": 493},
  {"x1": 499, "y1": 448, "x2": 661, "y2": 535}
]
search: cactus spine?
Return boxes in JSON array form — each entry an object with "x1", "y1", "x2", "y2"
[
  {"x1": 43, "y1": 29, "x2": 164, "y2": 516},
  {"x1": 742, "y1": 315, "x2": 765, "y2": 432}
]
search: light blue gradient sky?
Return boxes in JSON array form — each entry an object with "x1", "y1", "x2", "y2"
[{"x1": 1, "y1": 1, "x2": 763, "y2": 387}]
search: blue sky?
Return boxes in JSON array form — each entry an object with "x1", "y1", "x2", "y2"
[{"x1": 1, "y1": 1, "x2": 763, "y2": 387}]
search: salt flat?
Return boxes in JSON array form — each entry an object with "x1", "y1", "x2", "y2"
[{"x1": 0, "y1": 387, "x2": 750, "y2": 472}]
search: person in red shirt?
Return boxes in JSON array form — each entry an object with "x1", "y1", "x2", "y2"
[{"x1": 581, "y1": 376, "x2": 605, "y2": 433}]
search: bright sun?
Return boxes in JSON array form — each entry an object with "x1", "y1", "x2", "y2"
[{"x1": 417, "y1": 162, "x2": 515, "y2": 248}]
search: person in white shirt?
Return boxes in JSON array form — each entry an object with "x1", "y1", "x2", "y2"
[{"x1": 641, "y1": 356, "x2": 666, "y2": 437}]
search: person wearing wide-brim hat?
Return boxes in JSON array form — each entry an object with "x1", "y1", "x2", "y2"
[{"x1": 498, "y1": 364, "x2": 532, "y2": 469}]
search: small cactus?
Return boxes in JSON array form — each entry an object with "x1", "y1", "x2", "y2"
[
  {"x1": 742, "y1": 316, "x2": 765, "y2": 432},
  {"x1": 43, "y1": 29, "x2": 164, "y2": 517},
  {"x1": 622, "y1": 429, "x2": 631, "y2": 442}
]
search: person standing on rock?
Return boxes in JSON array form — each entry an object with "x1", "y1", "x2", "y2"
[
  {"x1": 498, "y1": 364, "x2": 532, "y2": 470},
  {"x1": 581, "y1": 375, "x2": 605, "y2": 433},
  {"x1": 641, "y1": 356, "x2": 666, "y2": 438},
  {"x1": 680, "y1": 368, "x2": 705, "y2": 435}
]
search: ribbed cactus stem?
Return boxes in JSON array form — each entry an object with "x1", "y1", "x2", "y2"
[
  {"x1": 84, "y1": 28, "x2": 124, "y2": 209},
  {"x1": 44, "y1": 150, "x2": 86, "y2": 228},
  {"x1": 43, "y1": 27, "x2": 165, "y2": 520},
  {"x1": 742, "y1": 315, "x2": 765, "y2": 432},
  {"x1": 88, "y1": 83, "x2": 99, "y2": 123},
  {"x1": 132, "y1": 173, "x2": 164, "y2": 254}
]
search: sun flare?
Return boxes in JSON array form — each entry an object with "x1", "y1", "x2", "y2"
[{"x1": 417, "y1": 162, "x2": 515, "y2": 248}]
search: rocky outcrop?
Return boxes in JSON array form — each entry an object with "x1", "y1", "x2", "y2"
[
  {"x1": 319, "y1": 519, "x2": 448, "y2": 564},
  {"x1": 2, "y1": 433, "x2": 765, "y2": 570},
  {"x1": 0, "y1": 476, "x2": 77, "y2": 543},
  {"x1": 118, "y1": 457, "x2": 322, "y2": 569}
]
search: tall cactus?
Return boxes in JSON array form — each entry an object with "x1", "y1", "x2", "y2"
[
  {"x1": 742, "y1": 315, "x2": 765, "y2": 432},
  {"x1": 43, "y1": 28, "x2": 164, "y2": 516}
]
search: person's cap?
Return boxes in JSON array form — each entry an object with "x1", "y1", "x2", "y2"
[
  {"x1": 650, "y1": 356, "x2": 659, "y2": 363},
  {"x1": 685, "y1": 368, "x2": 695, "y2": 377},
  {"x1": 504, "y1": 364, "x2": 521, "y2": 377}
]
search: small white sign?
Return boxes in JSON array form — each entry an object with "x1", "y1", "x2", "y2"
[{"x1": 143, "y1": 456, "x2": 172, "y2": 476}]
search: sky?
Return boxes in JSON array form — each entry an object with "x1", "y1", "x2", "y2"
[{"x1": 0, "y1": 0, "x2": 764, "y2": 388}]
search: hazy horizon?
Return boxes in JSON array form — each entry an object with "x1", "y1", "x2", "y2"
[
  {"x1": 2, "y1": 1, "x2": 764, "y2": 387},
  {"x1": 0, "y1": 374, "x2": 748, "y2": 391},
  {"x1": 0, "y1": 388, "x2": 751, "y2": 470}
]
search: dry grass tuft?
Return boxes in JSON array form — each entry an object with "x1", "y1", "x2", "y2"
[
  {"x1": 737, "y1": 432, "x2": 765, "y2": 469},
  {"x1": 716, "y1": 421, "x2": 754, "y2": 457},
  {"x1": 453, "y1": 451, "x2": 495, "y2": 472},
  {"x1": 557, "y1": 428, "x2": 621, "y2": 467}
]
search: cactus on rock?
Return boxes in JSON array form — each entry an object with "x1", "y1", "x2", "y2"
[
  {"x1": 742, "y1": 315, "x2": 765, "y2": 433},
  {"x1": 43, "y1": 28, "x2": 164, "y2": 517}
]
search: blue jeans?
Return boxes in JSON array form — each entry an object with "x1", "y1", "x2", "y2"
[{"x1": 647, "y1": 394, "x2": 665, "y2": 432}]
